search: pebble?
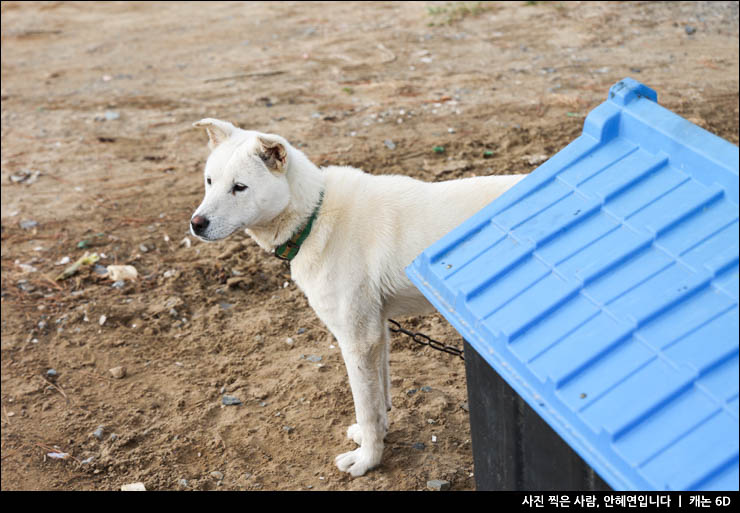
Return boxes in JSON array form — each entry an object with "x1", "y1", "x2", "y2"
[
  {"x1": 384, "y1": 139, "x2": 396, "y2": 150},
  {"x1": 210, "y1": 471, "x2": 224, "y2": 480},
  {"x1": 306, "y1": 355, "x2": 322, "y2": 363},
  {"x1": 412, "y1": 442, "x2": 426, "y2": 450},
  {"x1": 92, "y1": 426, "x2": 105, "y2": 440},
  {"x1": 121, "y1": 482, "x2": 146, "y2": 491},
  {"x1": 104, "y1": 110, "x2": 120, "y2": 121},
  {"x1": 99, "y1": 315, "x2": 107, "y2": 326},
  {"x1": 19, "y1": 219, "x2": 38, "y2": 230},
  {"x1": 685, "y1": 25, "x2": 696, "y2": 35},
  {"x1": 222, "y1": 395, "x2": 242, "y2": 406},
  {"x1": 139, "y1": 244, "x2": 149, "y2": 253},
  {"x1": 109, "y1": 366, "x2": 126, "y2": 379},
  {"x1": 283, "y1": 425, "x2": 294, "y2": 433},
  {"x1": 111, "y1": 280, "x2": 125, "y2": 289},
  {"x1": 178, "y1": 479, "x2": 188, "y2": 488},
  {"x1": 286, "y1": 337, "x2": 294, "y2": 345},
  {"x1": 46, "y1": 368, "x2": 58, "y2": 377},
  {"x1": 427, "y1": 479, "x2": 450, "y2": 491},
  {"x1": 297, "y1": 328, "x2": 306, "y2": 335},
  {"x1": 420, "y1": 386, "x2": 432, "y2": 392}
]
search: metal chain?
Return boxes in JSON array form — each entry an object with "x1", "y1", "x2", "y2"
[{"x1": 388, "y1": 318, "x2": 464, "y2": 360}]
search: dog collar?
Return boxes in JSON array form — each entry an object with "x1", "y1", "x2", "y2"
[{"x1": 274, "y1": 192, "x2": 324, "y2": 261}]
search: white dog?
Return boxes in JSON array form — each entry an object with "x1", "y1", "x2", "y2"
[{"x1": 190, "y1": 118, "x2": 524, "y2": 477}]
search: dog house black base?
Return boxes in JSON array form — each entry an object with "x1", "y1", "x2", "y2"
[{"x1": 464, "y1": 340, "x2": 612, "y2": 491}]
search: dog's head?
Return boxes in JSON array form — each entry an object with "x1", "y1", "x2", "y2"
[{"x1": 190, "y1": 118, "x2": 291, "y2": 241}]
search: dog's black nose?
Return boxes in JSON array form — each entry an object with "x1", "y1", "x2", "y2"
[{"x1": 191, "y1": 215, "x2": 209, "y2": 234}]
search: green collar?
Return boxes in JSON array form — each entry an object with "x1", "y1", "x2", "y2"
[{"x1": 274, "y1": 192, "x2": 324, "y2": 261}]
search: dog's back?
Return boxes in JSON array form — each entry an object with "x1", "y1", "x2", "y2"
[{"x1": 296, "y1": 166, "x2": 525, "y2": 317}]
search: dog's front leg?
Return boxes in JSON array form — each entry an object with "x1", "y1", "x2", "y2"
[{"x1": 332, "y1": 323, "x2": 388, "y2": 477}]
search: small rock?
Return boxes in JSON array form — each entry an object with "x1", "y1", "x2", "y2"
[
  {"x1": 17, "y1": 263, "x2": 37, "y2": 273},
  {"x1": 139, "y1": 244, "x2": 149, "y2": 253},
  {"x1": 384, "y1": 139, "x2": 396, "y2": 150},
  {"x1": 285, "y1": 337, "x2": 294, "y2": 345},
  {"x1": 427, "y1": 479, "x2": 450, "y2": 491},
  {"x1": 17, "y1": 280, "x2": 35, "y2": 292},
  {"x1": 219, "y1": 302, "x2": 233, "y2": 310},
  {"x1": 306, "y1": 355, "x2": 322, "y2": 363},
  {"x1": 57, "y1": 256, "x2": 71, "y2": 265},
  {"x1": 685, "y1": 25, "x2": 696, "y2": 35},
  {"x1": 178, "y1": 479, "x2": 188, "y2": 488},
  {"x1": 99, "y1": 315, "x2": 107, "y2": 326},
  {"x1": 92, "y1": 426, "x2": 105, "y2": 440},
  {"x1": 109, "y1": 366, "x2": 126, "y2": 379},
  {"x1": 107, "y1": 265, "x2": 138, "y2": 281},
  {"x1": 46, "y1": 369, "x2": 58, "y2": 378},
  {"x1": 406, "y1": 388, "x2": 418, "y2": 396},
  {"x1": 297, "y1": 328, "x2": 306, "y2": 334},
  {"x1": 111, "y1": 280, "x2": 125, "y2": 289},
  {"x1": 420, "y1": 386, "x2": 432, "y2": 392},
  {"x1": 121, "y1": 482, "x2": 146, "y2": 491},
  {"x1": 412, "y1": 442, "x2": 426, "y2": 451},
  {"x1": 104, "y1": 110, "x2": 120, "y2": 121},
  {"x1": 19, "y1": 219, "x2": 38, "y2": 230},
  {"x1": 210, "y1": 471, "x2": 224, "y2": 480},
  {"x1": 283, "y1": 425, "x2": 294, "y2": 433},
  {"x1": 222, "y1": 395, "x2": 242, "y2": 406}
]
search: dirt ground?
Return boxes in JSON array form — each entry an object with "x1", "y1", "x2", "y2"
[{"x1": 1, "y1": 1, "x2": 738, "y2": 491}]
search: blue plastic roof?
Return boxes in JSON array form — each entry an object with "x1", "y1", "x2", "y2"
[{"x1": 407, "y1": 78, "x2": 739, "y2": 491}]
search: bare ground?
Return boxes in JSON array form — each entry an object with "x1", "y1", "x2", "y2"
[{"x1": 1, "y1": 1, "x2": 738, "y2": 491}]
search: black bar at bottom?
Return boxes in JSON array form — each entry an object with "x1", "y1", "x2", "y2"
[{"x1": 464, "y1": 339, "x2": 612, "y2": 491}]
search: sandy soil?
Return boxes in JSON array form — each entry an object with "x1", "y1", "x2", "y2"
[{"x1": 1, "y1": 1, "x2": 737, "y2": 491}]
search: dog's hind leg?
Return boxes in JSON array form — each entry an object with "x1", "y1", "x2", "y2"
[
  {"x1": 332, "y1": 319, "x2": 388, "y2": 477},
  {"x1": 382, "y1": 326, "x2": 392, "y2": 413}
]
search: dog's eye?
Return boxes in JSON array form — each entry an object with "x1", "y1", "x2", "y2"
[
  {"x1": 206, "y1": 177, "x2": 212, "y2": 185},
  {"x1": 232, "y1": 183, "x2": 248, "y2": 193}
]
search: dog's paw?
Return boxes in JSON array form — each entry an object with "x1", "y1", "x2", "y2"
[
  {"x1": 347, "y1": 423, "x2": 363, "y2": 445},
  {"x1": 335, "y1": 447, "x2": 381, "y2": 477}
]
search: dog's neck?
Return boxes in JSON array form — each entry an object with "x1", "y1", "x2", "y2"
[{"x1": 246, "y1": 149, "x2": 325, "y2": 254}]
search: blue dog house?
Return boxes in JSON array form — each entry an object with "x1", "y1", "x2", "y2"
[{"x1": 407, "y1": 78, "x2": 739, "y2": 491}]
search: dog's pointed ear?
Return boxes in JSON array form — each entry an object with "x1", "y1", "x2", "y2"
[
  {"x1": 257, "y1": 134, "x2": 288, "y2": 172},
  {"x1": 192, "y1": 118, "x2": 236, "y2": 149}
]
